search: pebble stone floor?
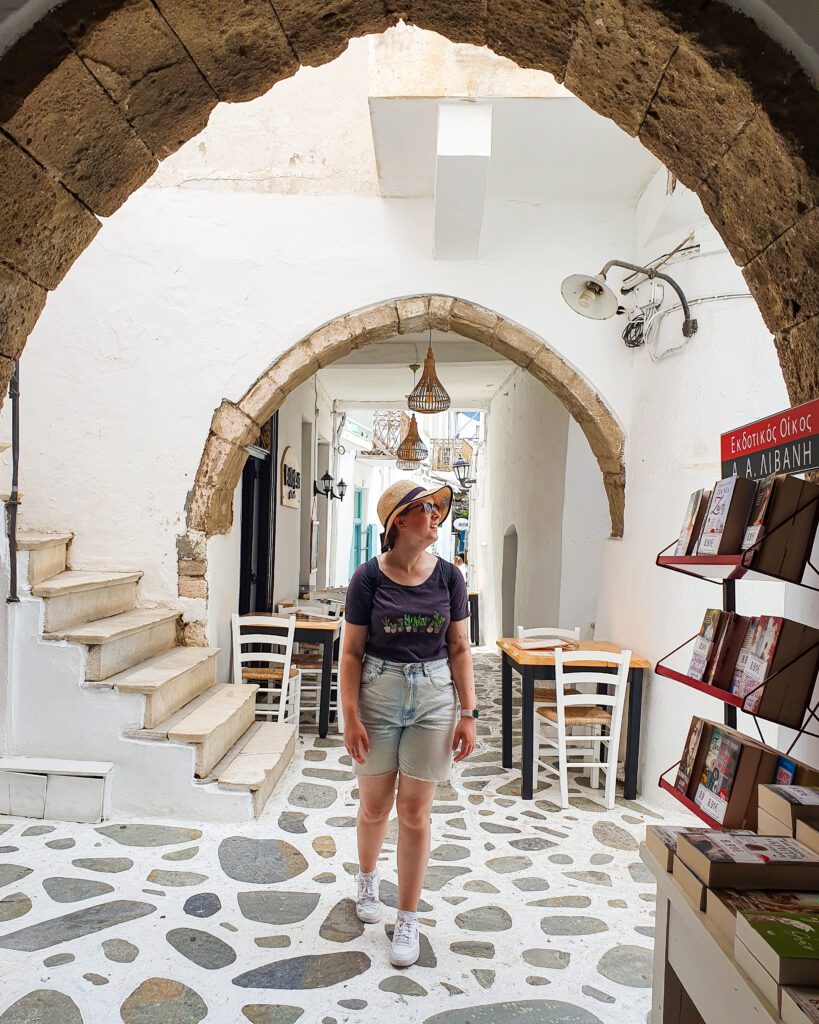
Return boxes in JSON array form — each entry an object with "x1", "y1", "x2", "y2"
[{"x1": 0, "y1": 651, "x2": 668, "y2": 1023}]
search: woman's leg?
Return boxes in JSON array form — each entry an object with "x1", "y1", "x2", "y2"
[
  {"x1": 356, "y1": 770, "x2": 398, "y2": 873},
  {"x1": 395, "y1": 772, "x2": 438, "y2": 912}
]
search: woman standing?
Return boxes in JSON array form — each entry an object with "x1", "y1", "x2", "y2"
[{"x1": 340, "y1": 480, "x2": 478, "y2": 967}]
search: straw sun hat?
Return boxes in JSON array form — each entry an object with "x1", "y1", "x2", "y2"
[{"x1": 377, "y1": 479, "x2": 453, "y2": 552}]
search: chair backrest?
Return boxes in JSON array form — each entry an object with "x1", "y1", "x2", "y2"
[
  {"x1": 516, "y1": 625, "x2": 581, "y2": 642},
  {"x1": 294, "y1": 601, "x2": 341, "y2": 618},
  {"x1": 231, "y1": 613, "x2": 297, "y2": 685},
  {"x1": 554, "y1": 648, "x2": 631, "y2": 728}
]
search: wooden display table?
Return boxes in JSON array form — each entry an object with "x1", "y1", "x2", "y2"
[
  {"x1": 640, "y1": 843, "x2": 780, "y2": 1024},
  {"x1": 496, "y1": 638, "x2": 651, "y2": 800}
]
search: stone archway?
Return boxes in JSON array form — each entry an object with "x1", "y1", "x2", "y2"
[
  {"x1": 0, "y1": 2, "x2": 816, "y2": 408},
  {"x1": 177, "y1": 295, "x2": 625, "y2": 608}
]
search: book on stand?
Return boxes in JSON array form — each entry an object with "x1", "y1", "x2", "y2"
[
  {"x1": 694, "y1": 726, "x2": 742, "y2": 823},
  {"x1": 759, "y1": 786, "x2": 819, "y2": 830},
  {"x1": 782, "y1": 987, "x2": 819, "y2": 1024},
  {"x1": 674, "y1": 718, "x2": 705, "y2": 795},
  {"x1": 730, "y1": 616, "x2": 783, "y2": 714},
  {"x1": 750, "y1": 475, "x2": 819, "y2": 582},
  {"x1": 675, "y1": 488, "x2": 712, "y2": 556},
  {"x1": 675, "y1": 831, "x2": 819, "y2": 889},
  {"x1": 697, "y1": 476, "x2": 757, "y2": 556},
  {"x1": 687, "y1": 609, "x2": 722, "y2": 680},
  {"x1": 743, "y1": 473, "x2": 777, "y2": 550},
  {"x1": 735, "y1": 910, "x2": 819, "y2": 984},
  {"x1": 704, "y1": 612, "x2": 750, "y2": 689}
]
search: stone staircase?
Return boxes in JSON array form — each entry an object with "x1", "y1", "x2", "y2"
[{"x1": 14, "y1": 530, "x2": 296, "y2": 820}]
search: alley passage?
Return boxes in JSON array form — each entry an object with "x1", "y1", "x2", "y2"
[{"x1": 0, "y1": 653, "x2": 663, "y2": 1023}]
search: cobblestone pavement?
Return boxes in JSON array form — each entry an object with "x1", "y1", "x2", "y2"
[{"x1": 0, "y1": 652, "x2": 665, "y2": 1023}]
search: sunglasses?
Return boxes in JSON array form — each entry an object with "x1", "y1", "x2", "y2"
[{"x1": 405, "y1": 500, "x2": 446, "y2": 516}]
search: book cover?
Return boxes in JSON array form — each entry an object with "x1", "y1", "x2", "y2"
[
  {"x1": 675, "y1": 488, "x2": 704, "y2": 556},
  {"x1": 675, "y1": 718, "x2": 704, "y2": 794},
  {"x1": 735, "y1": 911, "x2": 819, "y2": 983},
  {"x1": 702, "y1": 611, "x2": 731, "y2": 684},
  {"x1": 687, "y1": 608, "x2": 722, "y2": 680},
  {"x1": 730, "y1": 617, "x2": 760, "y2": 696},
  {"x1": 694, "y1": 727, "x2": 742, "y2": 823},
  {"x1": 735, "y1": 616, "x2": 783, "y2": 714},
  {"x1": 707, "y1": 613, "x2": 751, "y2": 690},
  {"x1": 743, "y1": 473, "x2": 777, "y2": 550},
  {"x1": 777, "y1": 759, "x2": 799, "y2": 786},
  {"x1": 681, "y1": 831, "x2": 819, "y2": 865},
  {"x1": 708, "y1": 890, "x2": 819, "y2": 945},
  {"x1": 782, "y1": 987, "x2": 819, "y2": 1024},
  {"x1": 697, "y1": 476, "x2": 756, "y2": 556}
]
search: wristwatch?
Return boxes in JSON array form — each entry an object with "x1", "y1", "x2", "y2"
[{"x1": 460, "y1": 709, "x2": 479, "y2": 719}]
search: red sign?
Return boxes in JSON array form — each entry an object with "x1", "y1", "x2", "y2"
[{"x1": 721, "y1": 398, "x2": 819, "y2": 479}]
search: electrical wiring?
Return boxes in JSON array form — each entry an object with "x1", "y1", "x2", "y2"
[{"x1": 644, "y1": 292, "x2": 755, "y2": 362}]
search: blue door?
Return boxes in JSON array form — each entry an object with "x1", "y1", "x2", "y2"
[{"x1": 349, "y1": 487, "x2": 364, "y2": 576}]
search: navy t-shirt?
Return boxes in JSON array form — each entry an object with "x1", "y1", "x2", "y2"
[{"x1": 345, "y1": 557, "x2": 469, "y2": 664}]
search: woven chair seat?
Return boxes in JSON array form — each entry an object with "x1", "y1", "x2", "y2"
[
  {"x1": 242, "y1": 665, "x2": 299, "y2": 682},
  {"x1": 533, "y1": 685, "x2": 579, "y2": 701},
  {"x1": 536, "y1": 704, "x2": 612, "y2": 727}
]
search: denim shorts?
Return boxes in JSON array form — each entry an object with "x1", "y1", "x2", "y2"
[{"x1": 355, "y1": 654, "x2": 458, "y2": 783}]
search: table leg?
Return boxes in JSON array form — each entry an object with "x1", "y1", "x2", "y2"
[
  {"x1": 624, "y1": 668, "x2": 643, "y2": 801},
  {"x1": 522, "y1": 666, "x2": 535, "y2": 800},
  {"x1": 502, "y1": 652, "x2": 513, "y2": 769},
  {"x1": 318, "y1": 634, "x2": 334, "y2": 739}
]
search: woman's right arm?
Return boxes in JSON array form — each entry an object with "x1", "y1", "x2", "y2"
[{"x1": 340, "y1": 622, "x2": 370, "y2": 764}]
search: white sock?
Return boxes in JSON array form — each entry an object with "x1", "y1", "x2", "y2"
[
  {"x1": 359, "y1": 867, "x2": 378, "y2": 880},
  {"x1": 397, "y1": 909, "x2": 417, "y2": 922}
]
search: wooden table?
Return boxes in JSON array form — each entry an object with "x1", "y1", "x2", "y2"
[
  {"x1": 496, "y1": 638, "x2": 651, "y2": 801},
  {"x1": 293, "y1": 618, "x2": 342, "y2": 738},
  {"x1": 640, "y1": 844, "x2": 779, "y2": 1024}
]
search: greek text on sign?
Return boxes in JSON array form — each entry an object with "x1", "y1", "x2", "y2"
[
  {"x1": 721, "y1": 397, "x2": 819, "y2": 480},
  {"x1": 280, "y1": 446, "x2": 301, "y2": 509}
]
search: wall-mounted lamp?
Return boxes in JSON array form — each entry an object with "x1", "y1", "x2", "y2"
[
  {"x1": 314, "y1": 470, "x2": 347, "y2": 501},
  {"x1": 453, "y1": 456, "x2": 476, "y2": 489},
  {"x1": 561, "y1": 259, "x2": 698, "y2": 338}
]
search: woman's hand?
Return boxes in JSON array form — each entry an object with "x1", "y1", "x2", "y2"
[
  {"x1": 344, "y1": 717, "x2": 370, "y2": 765},
  {"x1": 452, "y1": 718, "x2": 476, "y2": 763}
]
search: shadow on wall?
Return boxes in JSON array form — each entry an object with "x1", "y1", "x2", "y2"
[{"x1": 502, "y1": 525, "x2": 518, "y2": 638}]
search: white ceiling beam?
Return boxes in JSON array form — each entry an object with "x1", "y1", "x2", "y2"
[{"x1": 434, "y1": 102, "x2": 492, "y2": 260}]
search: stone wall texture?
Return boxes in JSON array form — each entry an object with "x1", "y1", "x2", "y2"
[{"x1": 0, "y1": 0, "x2": 815, "y2": 404}]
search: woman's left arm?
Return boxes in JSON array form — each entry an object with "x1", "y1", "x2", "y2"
[{"x1": 447, "y1": 618, "x2": 476, "y2": 763}]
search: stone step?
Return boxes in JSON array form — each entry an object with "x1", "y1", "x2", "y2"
[
  {"x1": 33, "y1": 569, "x2": 142, "y2": 631},
  {"x1": 46, "y1": 608, "x2": 180, "y2": 681},
  {"x1": 217, "y1": 722, "x2": 297, "y2": 817},
  {"x1": 104, "y1": 646, "x2": 220, "y2": 729},
  {"x1": 167, "y1": 684, "x2": 259, "y2": 778},
  {"x1": 16, "y1": 530, "x2": 73, "y2": 587}
]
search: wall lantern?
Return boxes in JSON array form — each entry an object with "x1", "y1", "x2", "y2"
[
  {"x1": 561, "y1": 259, "x2": 698, "y2": 338},
  {"x1": 453, "y1": 455, "x2": 476, "y2": 489},
  {"x1": 408, "y1": 331, "x2": 451, "y2": 413},
  {"x1": 314, "y1": 470, "x2": 347, "y2": 501},
  {"x1": 396, "y1": 413, "x2": 428, "y2": 464}
]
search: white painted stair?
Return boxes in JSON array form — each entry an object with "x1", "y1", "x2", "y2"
[{"x1": 12, "y1": 527, "x2": 297, "y2": 821}]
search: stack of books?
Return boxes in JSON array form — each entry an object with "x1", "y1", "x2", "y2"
[
  {"x1": 680, "y1": 611, "x2": 819, "y2": 725},
  {"x1": 758, "y1": 784, "x2": 819, "y2": 839},
  {"x1": 674, "y1": 473, "x2": 819, "y2": 581}
]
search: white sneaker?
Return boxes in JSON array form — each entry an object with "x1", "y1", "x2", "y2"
[
  {"x1": 390, "y1": 912, "x2": 420, "y2": 967},
  {"x1": 355, "y1": 870, "x2": 381, "y2": 923}
]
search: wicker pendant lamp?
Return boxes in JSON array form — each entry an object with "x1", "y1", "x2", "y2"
[
  {"x1": 396, "y1": 413, "x2": 428, "y2": 464},
  {"x1": 396, "y1": 458, "x2": 422, "y2": 471},
  {"x1": 408, "y1": 331, "x2": 450, "y2": 413}
]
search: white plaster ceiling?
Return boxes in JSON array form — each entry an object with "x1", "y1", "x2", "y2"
[
  {"x1": 316, "y1": 331, "x2": 511, "y2": 409},
  {"x1": 371, "y1": 95, "x2": 664, "y2": 202}
]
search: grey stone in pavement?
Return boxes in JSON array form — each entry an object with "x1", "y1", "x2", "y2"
[
  {"x1": 120, "y1": 978, "x2": 207, "y2": 1022},
  {"x1": 97, "y1": 825, "x2": 201, "y2": 847},
  {"x1": 233, "y1": 951, "x2": 371, "y2": 989},
  {"x1": 0, "y1": 900, "x2": 156, "y2": 950},
  {"x1": 0, "y1": 990, "x2": 83, "y2": 1024},
  {"x1": 219, "y1": 837, "x2": 308, "y2": 884}
]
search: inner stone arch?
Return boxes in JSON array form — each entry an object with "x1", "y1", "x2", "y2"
[{"x1": 180, "y1": 294, "x2": 625, "y2": 606}]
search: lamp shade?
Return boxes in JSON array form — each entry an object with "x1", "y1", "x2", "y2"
[
  {"x1": 408, "y1": 346, "x2": 451, "y2": 413},
  {"x1": 396, "y1": 458, "x2": 421, "y2": 471},
  {"x1": 560, "y1": 273, "x2": 619, "y2": 320},
  {"x1": 396, "y1": 413, "x2": 428, "y2": 463}
]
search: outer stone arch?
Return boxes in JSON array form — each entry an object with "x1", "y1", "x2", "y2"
[
  {"x1": 179, "y1": 295, "x2": 625, "y2": 604},
  {"x1": 0, "y1": 1, "x2": 817, "y2": 408}
]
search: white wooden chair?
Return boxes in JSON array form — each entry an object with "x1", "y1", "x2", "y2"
[
  {"x1": 273, "y1": 604, "x2": 344, "y2": 728},
  {"x1": 534, "y1": 647, "x2": 631, "y2": 809},
  {"x1": 231, "y1": 613, "x2": 301, "y2": 726},
  {"x1": 515, "y1": 625, "x2": 581, "y2": 706}
]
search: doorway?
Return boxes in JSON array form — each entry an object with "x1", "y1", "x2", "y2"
[
  {"x1": 502, "y1": 525, "x2": 518, "y2": 638},
  {"x1": 238, "y1": 412, "x2": 278, "y2": 614}
]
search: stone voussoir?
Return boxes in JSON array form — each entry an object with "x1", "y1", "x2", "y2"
[
  {"x1": 211, "y1": 399, "x2": 259, "y2": 449},
  {"x1": 564, "y1": 0, "x2": 679, "y2": 138},
  {"x1": 775, "y1": 315, "x2": 819, "y2": 406},
  {"x1": 0, "y1": 29, "x2": 156, "y2": 217},
  {"x1": 406, "y1": 0, "x2": 487, "y2": 47},
  {"x1": 0, "y1": 264, "x2": 47, "y2": 361},
  {"x1": 743, "y1": 207, "x2": 819, "y2": 334},
  {"x1": 239, "y1": 376, "x2": 286, "y2": 428},
  {"x1": 396, "y1": 295, "x2": 431, "y2": 335},
  {"x1": 0, "y1": 134, "x2": 100, "y2": 291},
  {"x1": 310, "y1": 318, "x2": 357, "y2": 367},
  {"x1": 153, "y1": 0, "x2": 298, "y2": 104},
  {"x1": 485, "y1": 0, "x2": 582, "y2": 79},
  {"x1": 357, "y1": 302, "x2": 400, "y2": 344},
  {"x1": 449, "y1": 298, "x2": 499, "y2": 342},
  {"x1": 270, "y1": 0, "x2": 391, "y2": 68},
  {"x1": 57, "y1": 0, "x2": 217, "y2": 160},
  {"x1": 490, "y1": 318, "x2": 544, "y2": 365},
  {"x1": 428, "y1": 295, "x2": 454, "y2": 330}
]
